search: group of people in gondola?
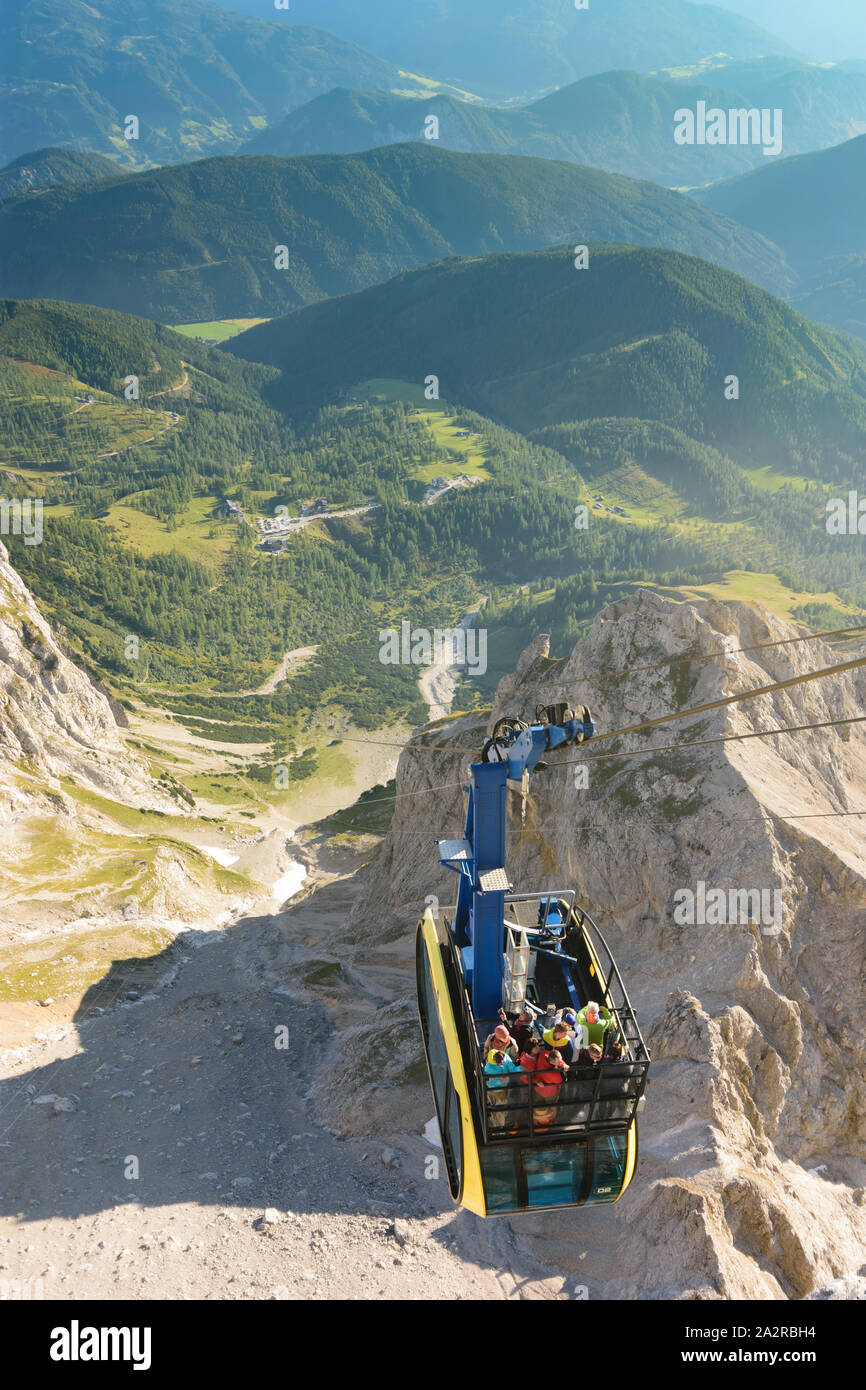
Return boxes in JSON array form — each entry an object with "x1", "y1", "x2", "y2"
[{"x1": 482, "y1": 1001, "x2": 625, "y2": 1132}]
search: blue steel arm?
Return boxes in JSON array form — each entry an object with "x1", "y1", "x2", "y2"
[{"x1": 437, "y1": 709, "x2": 594, "y2": 1018}]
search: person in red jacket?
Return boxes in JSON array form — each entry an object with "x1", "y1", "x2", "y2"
[
  {"x1": 521, "y1": 1044, "x2": 567, "y2": 1130},
  {"x1": 516, "y1": 1038, "x2": 542, "y2": 1130}
]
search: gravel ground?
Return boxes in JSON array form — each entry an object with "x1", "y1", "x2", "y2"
[{"x1": 0, "y1": 912, "x2": 575, "y2": 1301}]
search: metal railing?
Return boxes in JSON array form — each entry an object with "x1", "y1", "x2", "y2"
[
  {"x1": 566, "y1": 900, "x2": 651, "y2": 1073},
  {"x1": 445, "y1": 893, "x2": 651, "y2": 1145},
  {"x1": 480, "y1": 1047, "x2": 647, "y2": 1143}
]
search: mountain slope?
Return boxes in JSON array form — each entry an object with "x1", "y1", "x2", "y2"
[
  {"x1": 229, "y1": 243, "x2": 866, "y2": 474},
  {"x1": 208, "y1": 0, "x2": 795, "y2": 100},
  {"x1": 0, "y1": 296, "x2": 192, "y2": 393},
  {"x1": 697, "y1": 135, "x2": 866, "y2": 341},
  {"x1": 0, "y1": 145, "x2": 791, "y2": 322},
  {"x1": 245, "y1": 63, "x2": 866, "y2": 186},
  {"x1": 0, "y1": 147, "x2": 119, "y2": 202},
  {"x1": 0, "y1": 538, "x2": 165, "y2": 813},
  {"x1": 0, "y1": 0, "x2": 430, "y2": 167},
  {"x1": 794, "y1": 259, "x2": 866, "y2": 344},
  {"x1": 697, "y1": 133, "x2": 866, "y2": 262}
]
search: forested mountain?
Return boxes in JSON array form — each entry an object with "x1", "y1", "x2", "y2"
[
  {"x1": 6, "y1": 289, "x2": 866, "y2": 769},
  {"x1": 1, "y1": 295, "x2": 733, "y2": 731},
  {"x1": 0, "y1": 297, "x2": 434, "y2": 727},
  {"x1": 0, "y1": 296, "x2": 252, "y2": 396},
  {"x1": 0, "y1": 147, "x2": 119, "y2": 201},
  {"x1": 230, "y1": 243, "x2": 866, "y2": 480},
  {"x1": 244, "y1": 62, "x2": 866, "y2": 186},
  {"x1": 0, "y1": 0, "x2": 432, "y2": 168},
  {"x1": 206, "y1": 0, "x2": 794, "y2": 100},
  {"x1": 697, "y1": 133, "x2": 866, "y2": 261},
  {"x1": 698, "y1": 134, "x2": 866, "y2": 340},
  {"x1": 793, "y1": 261, "x2": 866, "y2": 344},
  {"x1": 0, "y1": 144, "x2": 790, "y2": 322}
]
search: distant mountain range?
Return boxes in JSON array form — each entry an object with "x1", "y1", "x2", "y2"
[
  {"x1": 229, "y1": 244, "x2": 866, "y2": 478},
  {"x1": 705, "y1": 0, "x2": 866, "y2": 65},
  {"x1": 0, "y1": 147, "x2": 119, "y2": 202},
  {"x1": 205, "y1": 0, "x2": 795, "y2": 100},
  {"x1": 698, "y1": 133, "x2": 866, "y2": 339},
  {"x1": 243, "y1": 61, "x2": 866, "y2": 186},
  {"x1": 0, "y1": 144, "x2": 791, "y2": 323},
  {"x1": 698, "y1": 132, "x2": 866, "y2": 262},
  {"x1": 0, "y1": 0, "x2": 446, "y2": 168}
]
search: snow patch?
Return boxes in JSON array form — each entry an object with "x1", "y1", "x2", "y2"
[
  {"x1": 195, "y1": 844, "x2": 239, "y2": 868},
  {"x1": 272, "y1": 861, "x2": 307, "y2": 903}
]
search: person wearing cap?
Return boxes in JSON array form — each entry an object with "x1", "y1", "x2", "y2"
[
  {"x1": 482, "y1": 1022, "x2": 518, "y2": 1063},
  {"x1": 501, "y1": 1007, "x2": 538, "y2": 1053},
  {"x1": 576, "y1": 1001, "x2": 613, "y2": 1047},
  {"x1": 555, "y1": 1008, "x2": 584, "y2": 1048}
]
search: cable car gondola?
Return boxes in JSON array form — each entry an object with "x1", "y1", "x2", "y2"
[{"x1": 416, "y1": 703, "x2": 650, "y2": 1216}]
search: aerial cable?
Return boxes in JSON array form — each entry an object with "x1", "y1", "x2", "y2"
[
  {"x1": 558, "y1": 712, "x2": 866, "y2": 769},
  {"x1": 578, "y1": 650, "x2": 866, "y2": 748},
  {"x1": 563, "y1": 620, "x2": 866, "y2": 686},
  {"x1": 519, "y1": 808, "x2": 866, "y2": 835},
  {"x1": 323, "y1": 712, "x2": 866, "y2": 824}
]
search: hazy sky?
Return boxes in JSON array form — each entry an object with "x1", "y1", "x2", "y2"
[{"x1": 712, "y1": 1, "x2": 866, "y2": 60}]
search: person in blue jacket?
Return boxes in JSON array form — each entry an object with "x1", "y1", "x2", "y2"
[{"x1": 484, "y1": 1048, "x2": 521, "y2": 1130}]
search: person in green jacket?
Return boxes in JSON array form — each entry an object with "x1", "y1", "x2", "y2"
[{"x1": 576, "y1": 1000, "x2": 613, "y2": 1048}]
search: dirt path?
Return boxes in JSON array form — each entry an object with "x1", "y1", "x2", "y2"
[
  {"x1": 149, "y1": 370, "x2": 190, "y2": 397},
  {"x1": 0, "y1": 905, "x2": 572, "y2": 1301},
  {"x1": 96, "y1": 412, "x2": 180, "y2": 459},
  {"x1": 418, "y1": 601, "x2": 486, "y2": 722},
  {"x1": 138, "y1": 646, "x2": 319, "y2": 704},
  {"x1": 204, "y1": 646, "x2": 320, "y2": 699}
]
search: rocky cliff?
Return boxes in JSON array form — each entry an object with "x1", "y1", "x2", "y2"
[
  {"x1": 338, "y1": 589, "x2": 866, "y2": 1298},
  {"x1": 0, "y1": 540, "x2": 254, "y2": 967},
  {"x1": 0, "y1": 538, "x2": 174, "y2": 827}
]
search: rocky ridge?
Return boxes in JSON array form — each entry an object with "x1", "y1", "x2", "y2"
[
  {"x1": 334, "y1": 589, "x2": 866, "y2": 1298},
  {"x1": 0, "y1": 538, "x2": 174, "y2": 826}
]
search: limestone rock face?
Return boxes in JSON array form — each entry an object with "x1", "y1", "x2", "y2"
[
  {"x1": 352, "y1": 589, "x2": 866, "y2": 1298},
  {"x1": 0, "y1": 539, "x2": 170, "y2": 823}
]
